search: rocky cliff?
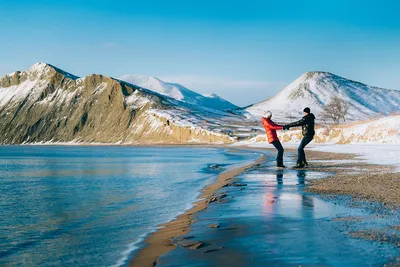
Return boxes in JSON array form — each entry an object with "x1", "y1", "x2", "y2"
[{"x1": 0, "y1": 63, "x2": 236, "y2": 144}]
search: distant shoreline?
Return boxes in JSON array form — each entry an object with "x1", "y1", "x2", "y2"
[{"x1": 0, "y1": 143, "x2": 229, "y2": 147}]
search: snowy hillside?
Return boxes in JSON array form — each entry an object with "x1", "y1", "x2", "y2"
[
  {"x1": 238, "y1": 115, "x2": 400, "y2": 145},
  {"x1": 246, "y1": 72, "x2": 400, "y2": 122},
  {"x1": 119, "y1": 74, "x2": 237, "y2": 110}
]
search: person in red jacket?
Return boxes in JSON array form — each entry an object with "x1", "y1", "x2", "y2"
[{"x1": 261, "y1": 111, "x2": 286, "y2": 168}]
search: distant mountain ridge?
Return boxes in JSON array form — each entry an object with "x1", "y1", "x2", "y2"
[
  {"x1": 2, "y1": 63, "x2": 399, "y2": 145},
  {"x1": 0, "y1": 63, "x2": 246, "y2": 144},
  {"x1": 246, "y1": 71, "x2": 400, "y2": 121},
  {"x1": 119, "y1": 74, "x2": 237, "y2": 110}
]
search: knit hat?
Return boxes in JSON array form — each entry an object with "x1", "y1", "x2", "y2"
[
  {"x1": 303, "y1": 107, "x2": 310, "y2": 113},
  {"x1": 264, "y1": 110, "x2": 272, "y2": 118}
]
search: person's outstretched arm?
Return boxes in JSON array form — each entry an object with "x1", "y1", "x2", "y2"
[
  {"x1": 285, "y1": 117, "x2": 307, "y2": 128},
  {"x1": 262, "y1": 117, "x2": 283, "y2": 130}
]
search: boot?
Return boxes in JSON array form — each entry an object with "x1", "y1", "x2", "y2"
[
  {"x1": 293, "y1": 162, "x2": 305, "y2": 169},
  {"x1": 277, "y1": 160, "x2": 286, "y2": 169}
]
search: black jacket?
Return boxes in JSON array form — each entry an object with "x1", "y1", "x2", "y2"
[{"x1": 286, "y1": 113, "x2": 315, "y2": 137}]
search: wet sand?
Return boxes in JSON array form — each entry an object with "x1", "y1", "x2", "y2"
[
  {"x1": 129, "y1": 152, "x2": 265, "y2": 267},
  {"x1": 304, "y1": 150, "x2": 400, "y2": 207}
]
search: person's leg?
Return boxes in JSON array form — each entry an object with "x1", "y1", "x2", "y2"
[
  {"x1": 276, "y1": 141, "x2": 284, "y2": 166},
  {"x1": 297, "y1": 136, "x2": 313, "y2": 166},
  {"x1": 301, "y1": 136, "x2": 313, "y2": 165},
  {"x1": 271, "y1": 141, "x2": 284, "y2": 166},
  {"x1": 271, "y1": 141, "x2": 280, "y2": 165},
  {"x1": 297, "y1": 138, "x2": 307, "y2": 164}
]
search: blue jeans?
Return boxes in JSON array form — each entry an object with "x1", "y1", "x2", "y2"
[{"x1": 297, "y1": 135, "x2": 313, "y2": 164}]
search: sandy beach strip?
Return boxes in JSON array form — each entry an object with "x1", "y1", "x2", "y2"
[{"x1": 129, "y1": 151, "x2": 265, "y2": 267}]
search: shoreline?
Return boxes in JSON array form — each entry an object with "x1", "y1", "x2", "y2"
[
  {"x1": 3, "y1": 144, "x2": 398, "y2": 264},
  {"x1": 129, "y1": 150, "x2": 266, "y2": 267},
  {"x1": 150, "y1": 148, "x2": 400, "y2": 266}
]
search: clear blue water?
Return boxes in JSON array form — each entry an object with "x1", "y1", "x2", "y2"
[{"x1": 0, "y1": 146, "x2": 260, "y2": 266}]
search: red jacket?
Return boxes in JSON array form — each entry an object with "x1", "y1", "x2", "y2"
[{"x1": 262, "y1": 117, "x2": 283, "y2": 143}]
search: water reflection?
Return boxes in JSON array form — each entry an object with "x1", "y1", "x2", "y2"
[
  {"x1": 296, "y1": 170, "x2": 306, "y2": 185},
  {"x1": 263, "y1": 171, "x2": 317, "y2": 219}
]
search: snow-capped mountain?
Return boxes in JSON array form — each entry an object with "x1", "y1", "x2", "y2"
[
  {"x1": 4, "y1": 64, "x2": 398, "y2": 145},
  {"x1": 246, "y1": 71, "x2": 400, "y2": 122},
  {"x1": 119, "y1": 74, "x2": 237, "y2": 110},
  {"x1": 0, "y1": 63, "x2": 254, "y2": 144}
]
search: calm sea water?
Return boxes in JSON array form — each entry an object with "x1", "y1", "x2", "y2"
[{"x1": 0, "y1": 146, "x2": 260, "y2": 266}]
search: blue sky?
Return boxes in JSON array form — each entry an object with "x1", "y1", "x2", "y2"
[{"x1": 0, "y1": 0, "x2": 399, "y2": 106}]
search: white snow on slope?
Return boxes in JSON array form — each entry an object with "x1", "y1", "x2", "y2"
[
  {"x1": 0, "y1": 63, "x2": 79, "y2": 108},
  {"x1": 125, "y1": 91, "x2": 151, "y2": 110},
  {"x1": 27, "y1": 62, "x2": 79, "y2": 80},
  {"x1": 328, "y1": 115, "x2": 400, "y2": 144},
  {"x1": 119, "y1": 74, "x2": 237, "y2": 110},
  {"x1": 246, "y1": 71, "x2": 400, "y2": 121},
  {"x1": 0, "y1": 80, "x2": 39, "y2": 106}
]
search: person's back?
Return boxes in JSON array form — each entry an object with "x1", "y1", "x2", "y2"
[{"x1": 302, "y1": 113, "x2": 315, "y2": 137}]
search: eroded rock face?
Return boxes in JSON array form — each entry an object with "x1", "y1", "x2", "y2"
[{"x1": 0, "y1": 63, "x2": 234, "y2": 144}]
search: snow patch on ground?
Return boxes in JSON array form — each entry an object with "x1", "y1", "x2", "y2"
[
  {"x1": 310, "y1": 144, "x2": 400, "y2": 172},
  {"x1": 235, "y1": 140, "x2": 400, "y2": 171}
]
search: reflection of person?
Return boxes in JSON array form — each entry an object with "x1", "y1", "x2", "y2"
[
  {"x1": 261, "y1": 111, "x2": 286, "y2": 168},
  {"x1": 296, "y1": 170, "x2": 306, "y2": 185},
  {"x1": 276, "y1": 173, "x2": 283, "y2": 186},
  {"x1": 302, "y1": 195, "x2": 314, "y2": 208},
  {"x1": 283, "y1": 107, "x2": 315, "y2": 168}
]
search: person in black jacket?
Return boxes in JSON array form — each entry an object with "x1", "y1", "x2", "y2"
[{"x1": 283, "y1": 107, "x2": 315, "y2": 168}]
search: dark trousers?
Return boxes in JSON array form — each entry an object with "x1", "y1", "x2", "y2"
[
  {"x1": 271, "y1": 140, "x2": 284, "y2": 166},
  {"x1": 297, "y1": 135, "x2": 314, "y2": 164}
]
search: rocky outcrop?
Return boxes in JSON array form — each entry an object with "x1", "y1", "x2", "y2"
[{"x1": 0, "y1": 63, "x2": 235, "y2": 144}]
